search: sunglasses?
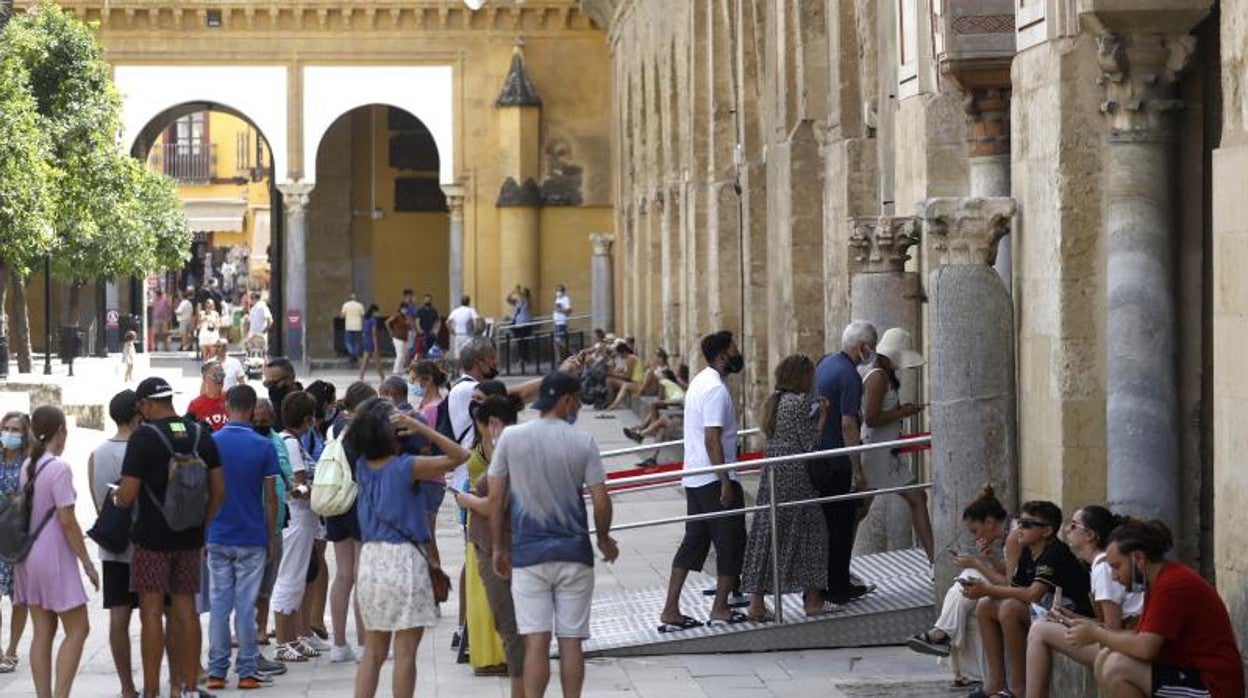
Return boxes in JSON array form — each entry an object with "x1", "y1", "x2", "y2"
[
  {"x1": 1017, "y1": 518, "x2": 1050, "y2": 530},
  {"x1": 1066, "y1": 520, "x2": 1089, "y2": 532}
]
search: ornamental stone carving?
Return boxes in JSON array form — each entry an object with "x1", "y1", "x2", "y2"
[
  {"x1": 847, "y1": 216, "x2": 919, "y2": 275},
  {"x1": 277, "y1": 183, "x2": 314, "y2": 216},
  {"x1": 919, "y1": 197, "x2": 1016, "y2": 268},
  {"x1": 1094, "y1": 32, "x2": 1194, "y2": 143},
  {"x1": 590, "y1": 232, "x2": 614, "y2": 256}
]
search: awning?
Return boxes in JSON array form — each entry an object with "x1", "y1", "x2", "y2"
[{"x1": 181, "y1": 198, "x2": 248, "y2": 233}]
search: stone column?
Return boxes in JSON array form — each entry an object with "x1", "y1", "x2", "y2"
[
  {"x1": 920, "y1": 197, "x2": 1017, "y2": 596},
  {"x1": 847, "y1": 215, "x2": 921, "y2": 555},
  {"x1": 443, "y1": 183, "x2": 465, "y2": 309},
  {"x1": 590, "y1": 232, "x2": 615, "y2": 333},
  {"x1": 965, "y1": 89, "x2": 1013, "y2": 289},
  {"x1": 1083, "y1": 19, "x2": 1205, "y2": 529},
  {"x1": 277, "y1": 183, "x2": 313, "y2": 363}
]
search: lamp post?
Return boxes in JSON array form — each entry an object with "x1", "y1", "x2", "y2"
[{"x1": 42, "y1": 254, "x2": 51, "y2": 375}]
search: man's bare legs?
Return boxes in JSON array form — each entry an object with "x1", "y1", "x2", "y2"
[
  {"x1": 1095, "y1": 648, "x2": 1151, "y2": 698},
  {"x1": 108, "y1": 606, "x2": 138, "y2": 697},
  {"x1": 136, "y1": 594, "x2": 165, "y2": 697}
]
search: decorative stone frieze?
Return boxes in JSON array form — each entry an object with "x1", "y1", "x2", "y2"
[
  {"x1": 919, "y1": 197, "x2": 1016, "y2": 268},
  {"x1": 847, "y1": 216, "x2": 919, "y2": 275}
]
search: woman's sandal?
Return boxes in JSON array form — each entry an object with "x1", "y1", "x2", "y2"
[
  {"x1": 746, "y1": 610, "x2": 775, "y2": 623},
  {"x1": 0, "y1": 654, "x2": 16, "y2": 673}
]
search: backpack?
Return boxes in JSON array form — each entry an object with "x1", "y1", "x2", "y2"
[
  {"x1": 143, "y1": 423, "x2": 210, "y2": 532},
  {"x1": 0, "y1": 458, "x2": 56, "y2": 564},
  {"x1": 434, "y1": 378, "x2": 474, "y2": 447},
  {"x1": 311, "y1": 424, "x2": 356, "y2": 517}
]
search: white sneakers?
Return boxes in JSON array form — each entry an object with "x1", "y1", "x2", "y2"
[
  {"x1": 328, "y1": 644, "x2": 358, "y2": 663},
  {"x1": 300, "y1": 634, "x2": 331, "y2": 652}
]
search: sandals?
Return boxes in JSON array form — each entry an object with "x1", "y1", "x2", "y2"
[
  {"x1": 746, "y1": 610, "x2": 775, "y2": 623},
  {"x1": 274, "y1": 643, "x2": 307, "y2": 662},
  {"x1": 907, "y1": 629, "x2": 952, "y2": 658},
  {"x1": 705, "y1": 611, "x2": 750, "y2": 628},
  {"x1": 968, "y1": 689, "x2": 1014, "y2": 698},
  {"x1": 804, "y1": 602, "x2": 842, "y2": 618},
  {"x1": 656, "y1": 615, "x2": 704, "y2": 633},
  {"x1": 0, "y1": 654, "x2": 17, "y2": 673}
]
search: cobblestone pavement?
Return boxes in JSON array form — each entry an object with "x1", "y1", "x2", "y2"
[{"x1": 0, "y1": 355, "x2": 952, "y2": 696}]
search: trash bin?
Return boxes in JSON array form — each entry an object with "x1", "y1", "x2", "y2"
[
  {"x1": 57, "y1": 325, "x2": 85, "y2": 364},
  {"x1": 119, "y1": 314, "x2": 143, "y2": 353}
]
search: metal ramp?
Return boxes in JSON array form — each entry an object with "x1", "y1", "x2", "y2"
[{"x1": 582, "y1": 548, "x2": 935, "y2": 657}]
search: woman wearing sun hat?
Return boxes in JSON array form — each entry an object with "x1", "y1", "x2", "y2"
[{"x1": 859, "y1": 327, "x2": 934, "y2": 561}]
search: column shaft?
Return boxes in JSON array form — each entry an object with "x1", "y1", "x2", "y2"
[
  {"x1": 279, "y1": 184, "x2": 312, "y2": 362},
  {"x1": 445, "y1": 185, "x2": 465, "y2": 308},
  {"x1": 590, "y1": 233, "x2": 615, "y2": 333}
]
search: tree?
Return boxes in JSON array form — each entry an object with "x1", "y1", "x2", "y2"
[{"x1": 0, "y1": 3, "x2": 190, "y2": 370}]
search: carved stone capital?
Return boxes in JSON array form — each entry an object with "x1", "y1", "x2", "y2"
[
  {"x1": 963, "y1": 87, "x2": 1011, "y2": 157},
  {"x1": 277, "y1": 183, "x2": 314, "y2": 217},
  {"x1": 848, "y1": 216, "x2": 919, "y2": 275},
  {"x1": 441, "y1": 183, "x2": 465, "y2": 222},
  {"x1": 589, "y1": 232, "x2": 614, "y2": 256},
  {"x1": 919, "y1": 197, "x2": 1016, "y2": 268},
  {"x1": 1092, "y1": 31, "x2": 1195, "y2": 143}
]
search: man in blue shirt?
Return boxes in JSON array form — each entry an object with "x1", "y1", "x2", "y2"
[
  {"x1": 812, "y1": 321, "x2": 877, "y2": 605},
  {"x1": 206, "y1": 385, "x2": 281, "y2": 690}
]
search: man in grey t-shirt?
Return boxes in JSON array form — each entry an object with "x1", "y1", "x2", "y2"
[{"x1": 487, "y1": 371, "x2": 617, "y2": 698}]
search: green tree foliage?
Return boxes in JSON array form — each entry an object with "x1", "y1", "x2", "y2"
[{"x1": 0, "y1": 49, "x2": 54, "y2": 276}]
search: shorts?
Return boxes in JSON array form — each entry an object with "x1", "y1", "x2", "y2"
[
  {"x1": 671, "y1": 480, "x2": 746, "y2": 577},
  {"x1": 554, "y1": 324, "x2": 568, "y2": 342},
  {"x1": 511, "y1": 561, "x2": 594, "y2": 638},
  {"x1": 1152, "y1": 664, "x2": 1210, "y2": 697},
  {"x1": 102, "y1": 561, "x2": 138, "y2": 609},
  {"x1": 325, "y1": 506, "x2": 360, "y2": 543},
  {"x1": 259, "y1": 537, "x2": 283, "y2": 598},
  {"x1": 130, "y1": 546, "x2": 202, "y2": 596}
]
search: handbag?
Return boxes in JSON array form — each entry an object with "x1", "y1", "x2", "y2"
[{"x1": 87, "y1": 488, "x2": 133, "y2": 554}]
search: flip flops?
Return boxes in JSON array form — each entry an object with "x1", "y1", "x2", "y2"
[
  {"x1": 656, "y1": 615, "x2": 704, "y2": 633},
  {"x1": 705, "y1": 611, "x2": 750, "y2": 628},
  {"x1": 907, "y1": 629, "x2": 952, "y2": 657}
]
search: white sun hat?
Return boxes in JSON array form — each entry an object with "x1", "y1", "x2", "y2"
[{"x1": 876, "y1": 327, "x2": 924, "y2": 369}]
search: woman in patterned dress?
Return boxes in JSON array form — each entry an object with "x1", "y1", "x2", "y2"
[
  {"x1": 741, "y1": 355, "x2": 837, "y2": 621},
  {"x1": 0, "y1": 411, "x2": 29, "y2": 674},
  {"x1": 345, "y1": 398, "x2": 469, "y2": 698}
]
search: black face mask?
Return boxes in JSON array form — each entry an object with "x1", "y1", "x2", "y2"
[
  {"x1": 481, "y1": 365, "x2": 499, "y2": 380},
  {"x1": 424, "y1": 301, "x2": 432, "y2": 307},
  {"x1": 724, "y1": 354, "x2": 745, "y2": 375},
  {"x1": 253, "y1": 425, "x2": 273, "y2": 437},
  {"x1": 267, "y1": 383, "x2": 291, "y2": 406}
]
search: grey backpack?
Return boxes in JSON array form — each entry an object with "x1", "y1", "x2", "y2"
[
  {"x1": 0, "y1": 458, "x2": 56, "y2": 564},
  {"x1": 143, "y1": 423, "x2": 209, "y2": 532}
]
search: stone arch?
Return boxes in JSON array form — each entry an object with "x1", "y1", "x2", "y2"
[
  {"x1": 302, "y1": 66, "x2": 454, "y2": 184},
  {"x1": 113, "y1": 65, "x2": 289, "y2": 182}
]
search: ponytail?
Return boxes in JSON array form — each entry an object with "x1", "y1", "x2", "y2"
[
  {"x1": 1107, "y1": 518, "x2": 1173, "y2": 563},
  {"x1": 26, "y1": 405, "x2": 65, "y2": 481},
  {"x1": 962, "y1": 484, "x2": 1008, "y2": 523}
]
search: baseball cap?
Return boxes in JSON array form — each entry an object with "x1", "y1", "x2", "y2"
[
  {"x1": 109, "y1": 389, "x2": 139, "y2": 425},
  {"x1": 135, "y1": 377, "x2": 175, "y2": 401},
  {"x1": 530, "y1": 371, "x2": 581, "y2": 412}
]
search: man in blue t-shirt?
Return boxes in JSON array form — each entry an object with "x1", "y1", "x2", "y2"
[
  {"x1": 206, "y1": 385, "x2": 281, "y2": 689},
  {"x1": 812, "y1": 320, "x2": 877, "y2": 605},
  {"x1": 487, "y1": 371, "x2": 617, "y2": 698}
]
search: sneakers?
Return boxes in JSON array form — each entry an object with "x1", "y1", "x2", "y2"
[
  {"x1": 450, "y1": 626, "x2": 463, "y2": 649},
  {"x1": 301, "y1": 634, "x2": 331, "y2": 652},
  {"x1": 295, "y1": 639, "x2": 322, "y2": 658},
  {"x1": 622, "y1": 427, "x2": 643, "y2": 443},
  {"x1": 274, "y1": 642, "x2": 307, "y2": 663},
  {"x1": 256, "y1": 656, "x2": 287, "y2": 676},
  {"x1": 328, "y1": 644, "x2": 358, "y2": 663},
  {"x1": 237, "y1": 675, "x2": 274, "y2": 690}
]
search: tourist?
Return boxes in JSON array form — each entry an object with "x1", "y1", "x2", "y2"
[
  {"x1": 742, "y1": 354, "x2": 834, "y2": 621},
  {"x1": 385, "y1": 303, "x2": 412, "y2": 377},
  {"x1": 0, "y1": 412, "x2": 28, "y2": 676},
  {"x1": 250, "y1": 398, "x2": 291, "y2": 674},
  {"x1": 151, "y1": 289, "x2": 172, "y2": 351},
  {"x1": 622, "y1": 364, "x2": 686, "y2": 468},
  {"x1": 205, "y1": 385, "x2": 281, "y2": 691},
  {"x1": 408, "y1": 360, "x2": 448, "y2": 426},
  {"x1": 261, "y1": 358, "x2": 299, "y2": 426},
  {"x1": 1025, "y1": 505, "x2": 1141, "y2": 698},
  {"x1": 325, "y1": 382, "x2": 378, "y2": 664},
  {"x1": 552, "y1": 284, "x2": 572, "y2": 359},
  {"x1": 1070, "y1": 519, "x2": 1244, "y2": 698},
  {"x1": 214, "y1": 339, "x2": 246, "y2": 387},
  {"x1": 400, "y1": 288, "x2": 419, "y2": 364},
  {"x1": 341, "y1": 293, "x2": 366, "y2": 364},
  {"x1": 357, "y1": 303, "x2": 386, "y2": 382},
  {"x1": 187, "y1": 360, "x2": 229, "y2": 431},
  {"x1": 88, "y1": 393, "x2": 141, "y2": 697},
  {"x1": 659, "y1": 331, "x2": 748, "y2": 631},
  {"x1": 347, "y1": 398, "x2": 470, "y2": 698},
  {"x1": 198, "y1": 298, "x2": 222, "y2": 359},
  {"x1": 812, "y1": 321, "x2": 877, "y2": 604},
  {"x1": 858, "y1": 327, "x2": 932, "y2": 561},
  {"x1": 456, "y1": 395, "x2": 526, "y2": 694},
  {"x1": 247, "y1": 292, "x2": 272, "y2": 357},
  {"x1": 961, "y1": 500, "x2": 1092, "y2": 698},
  {"x1": 446, "y1": 295, "x2": 480, "y2": 366},
  {"x1": 604, "y1": 341, "x2": 644, "y2": 410},
  {"x1": 176, "y1": 290, "x2": 196, "y2": 351},
  {"x1": 414, "y1": 292, "x2": 441, "y2": 359},
  {"x1": 14, "y1": 406, "x2": 98, "y2": 698},
  {"x1": 113, "y1": 376, "x2": 226, "y2": 698},
  {"x1": 270, "y1": 391, "x2": 323, "y2": 663},
  {"x1": 506, "y1": 285, "x2": 533, "y2": 362},
  {"x1": 906, "y1": 485, "x2": 1013, "y2": 690},
  {"x1": 487, "y1": 371, "x2": 617, "y2": 698}
]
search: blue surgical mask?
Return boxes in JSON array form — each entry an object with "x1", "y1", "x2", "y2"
[
  {"x1": 407, "y1": 382, "x2": 426, "y2": 402},
  {"x1": 564, "y1": 410, "x2": 579, "y2": 426},
  {"x1": 0, "y1": 433, "x2": 20, "y2": 451}
]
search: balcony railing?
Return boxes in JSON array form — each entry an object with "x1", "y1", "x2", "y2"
[{"x1": 159, "y1": 141, "x2": 215, "y2": 183}]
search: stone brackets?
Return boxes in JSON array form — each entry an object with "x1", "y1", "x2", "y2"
[
  {"x1": 848, "y1": 216, "x2": 920, "y2": 275},
  {"x1": 919, "y1": 197, "x2": 1016, "y2": 268}
]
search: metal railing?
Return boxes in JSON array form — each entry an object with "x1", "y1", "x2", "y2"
[
  {"x1": 589, "y1": 434, "x2": 933, "y2": 625},
  {"x1": 160, "y1": 141, "x2": 215, "y2": 182},
  {"x1": 600, "y1": 428, "x2": 762, "y2": 459}
]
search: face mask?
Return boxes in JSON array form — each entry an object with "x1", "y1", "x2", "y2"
[
  {"x1": 859, "y1": 348, "x2": 877, "y2": 368},
  {"x1": 407, "y1": 382, "x2": 426, "y2": 402},
  {"x1": 253, "y1": 425, "x2": 273, "y2": 437},
  {"x1": 481, "y1": 365, "x2": 499, "y2": 380},
  {"x1": 724, "y1": 354, "x2": 745, "y2": 375},
  {"x1": 564, "y1": 410, "x2": 579, "y2": 426},
  {"x1": 0, "y1": 433, "x2": 21, "y2": 451}
]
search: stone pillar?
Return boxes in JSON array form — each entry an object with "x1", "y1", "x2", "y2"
[
  {"x1": 920, "y1": 197, "x2": 1017, "y2": 597},
  {"x1": 847, "y1": 215, "x2": 922, "y2": 555},
  {"x1": 443, "y1": 183, "x2": 465, "y2": 309},
  {"x1": 964, "y1": 88, "x2": 1013, "y2": 289},
  {"x1": 278, "y1": 183, "x2": 313, "y2": 363},
  {"x1": 590, "y1": 232, "x2": 615, "y2": 333},
  {"x1": 496, "y1": 179, "x2": 542, "y2": 301},
  {"x1": 1082, "y1": 9, "x2": 1207, "y2": 529}
]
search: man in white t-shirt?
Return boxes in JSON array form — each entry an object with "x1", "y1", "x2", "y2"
[
  {"x1": 248, "y1": 293, "x2": 272, "y2": 355},
  {"x1": 445, "y1": 295, "x2": 479, "y2": 363},
  {"x1": 215, "y1": 340, "x2": 247, "y2": 387},
  {"x1": 658, "y1": 330, "x2": 747, "y2": 631},
  {"x1": 552, "y1": 285, "x2": 571, "y2": 359},
  {"x1": 340, "y1": 294, "x2": 366, "y2": 363}
]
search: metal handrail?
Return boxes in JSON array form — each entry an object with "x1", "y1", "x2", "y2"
[
  {"x1": 600, "y1": 427, "x2": 762, "y2": 459},
  {"x1": 501, "y1": 312, "x2": 592, "y2": 331}
]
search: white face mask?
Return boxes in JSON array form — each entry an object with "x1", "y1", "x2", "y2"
[{"x1": 858, "y1": 347, "x2": 877, "y2": 368}]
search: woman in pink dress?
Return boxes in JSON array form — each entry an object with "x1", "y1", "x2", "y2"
[{"x1": 14, "y1": 406, "x2": 99, "y2": 698}]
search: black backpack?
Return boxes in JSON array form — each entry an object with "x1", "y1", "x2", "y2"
[
  {"x1": 433, "y1": 378, "x2": 474, "y2": 453},
  {"x1": 0, "y1": 458, "x2": 57, "y2": 564}
]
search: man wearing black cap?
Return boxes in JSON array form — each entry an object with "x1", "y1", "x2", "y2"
[
  {"x1": 114, "y1": 377, "x2": 225, "y2": 698},
  {"x1": 486, "y1": 371, "x2": 617, "y2": 698}
]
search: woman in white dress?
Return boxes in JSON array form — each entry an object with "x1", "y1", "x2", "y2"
[
  {"x1": 197, "y1": 298, "x2": 222, "y2": 359},
  {"x1": 859, "y1": 327, "x2": 933, "y2": 561}
]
